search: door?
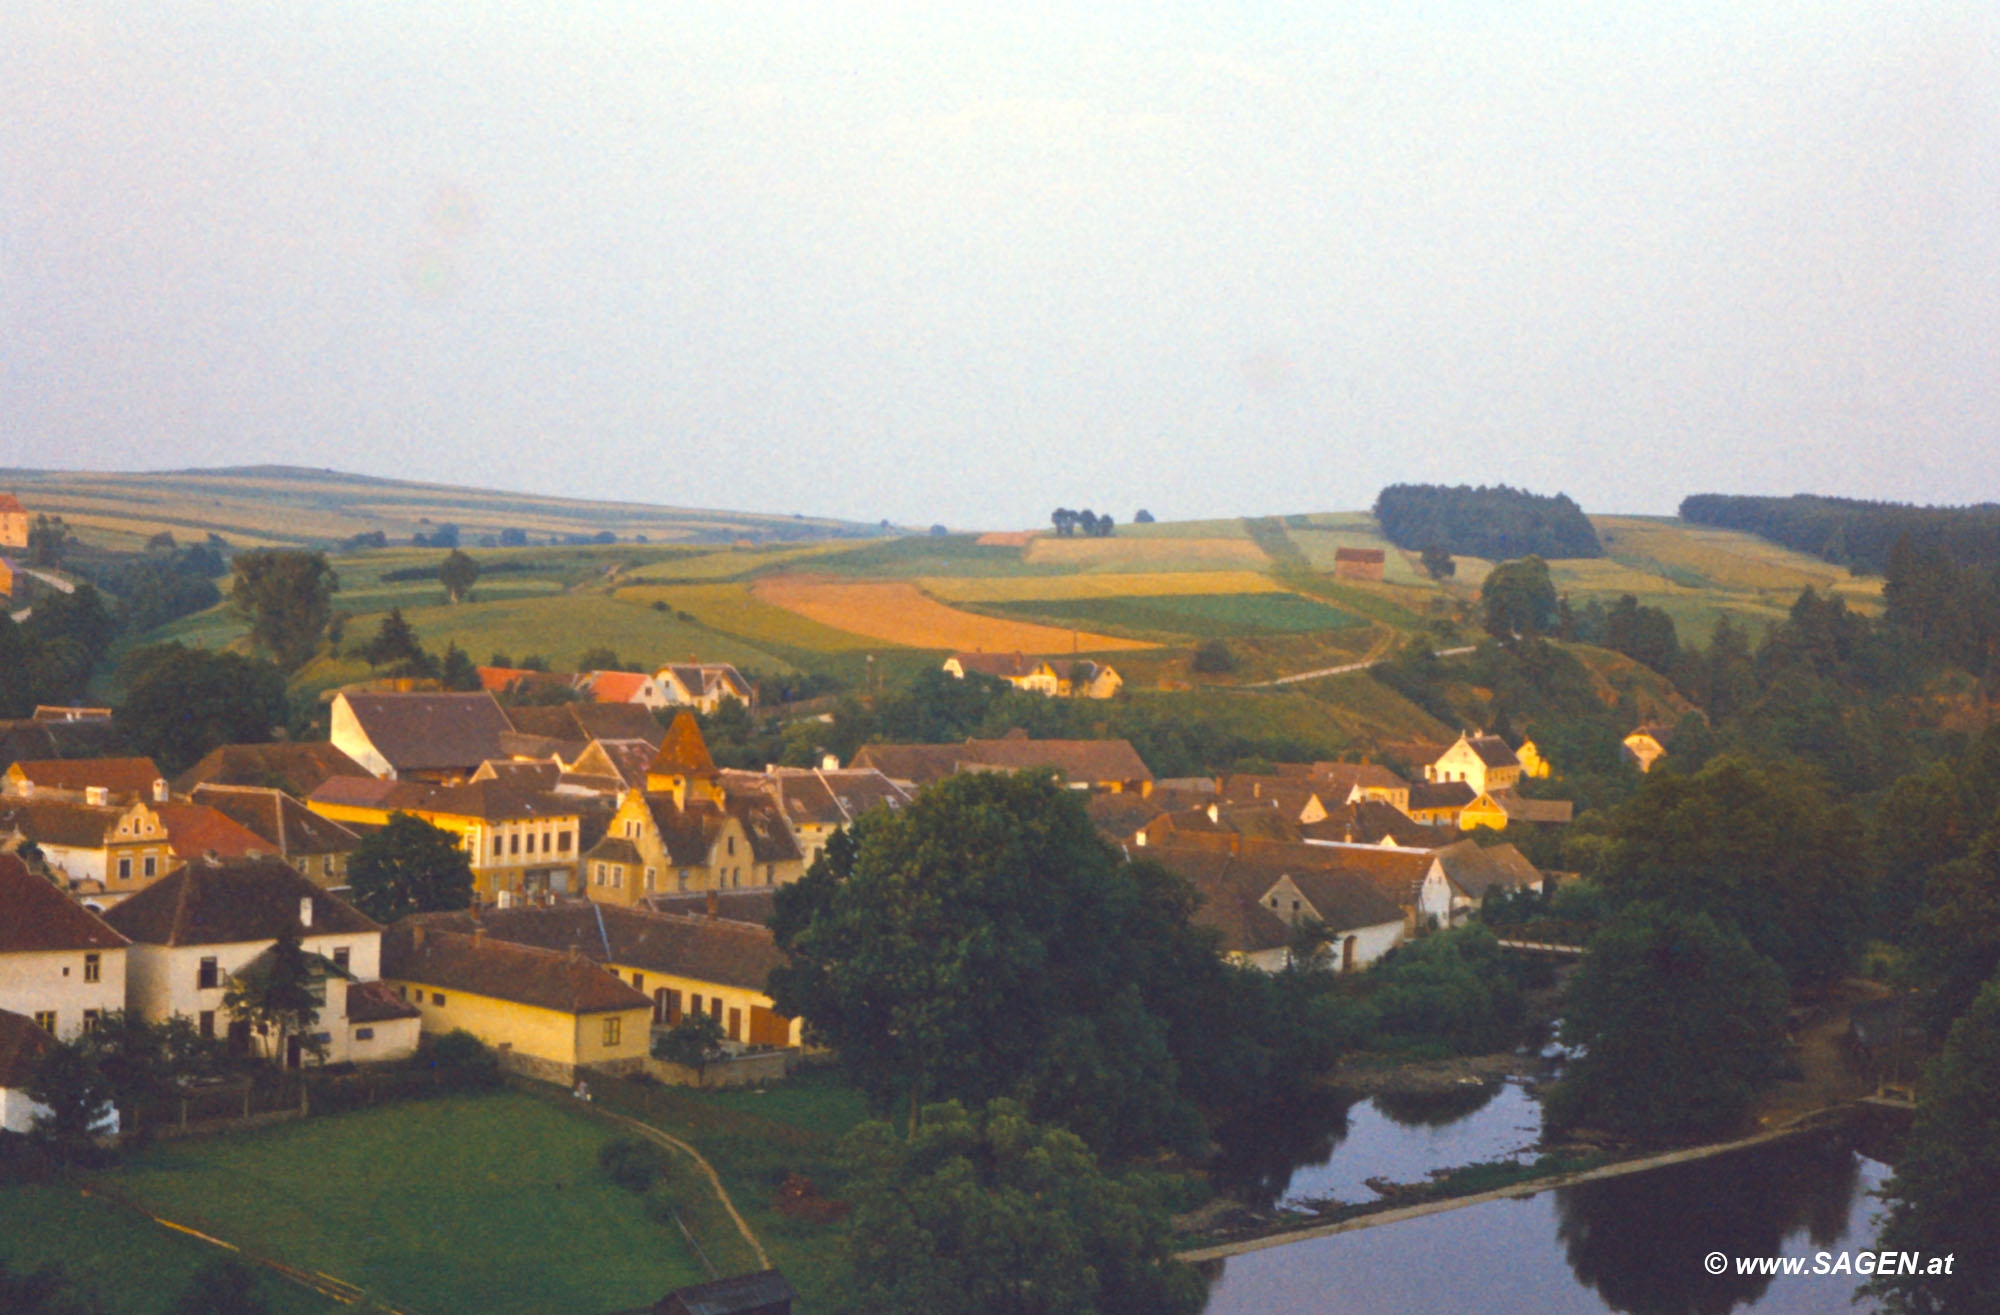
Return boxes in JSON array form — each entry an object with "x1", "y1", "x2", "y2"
[
  {"x1": 284, "y1": 1034, "x2": 303, "y2": 1071},
  {"x1": 727, "y1": 1008, "x2": 742, "y2": 1042}
]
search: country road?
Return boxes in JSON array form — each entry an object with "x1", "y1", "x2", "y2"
[{"x1": 1246, "y1": 644, "x2": 1475, "y2": 688}]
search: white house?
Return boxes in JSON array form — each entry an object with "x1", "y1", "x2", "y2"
[
  {"x1": 0, "y1": 854, "x2": 129, "y2": 1040},
  {"x1": 102, "y1": 856, "x2": 417, "y2": 1068}
]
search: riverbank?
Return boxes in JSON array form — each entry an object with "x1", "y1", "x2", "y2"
[{"x1": 1321, "y1": 1050, "x2": 1551, "y2": 1097}]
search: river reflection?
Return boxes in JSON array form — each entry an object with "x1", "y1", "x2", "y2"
[{"x1": 1201, "y1": 1135, "x2": 1889, "y2": 1315}]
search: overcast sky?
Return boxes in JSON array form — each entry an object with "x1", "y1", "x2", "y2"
[{"x1": 5, "y1": 3, "x2": 1998, "y2": 528}]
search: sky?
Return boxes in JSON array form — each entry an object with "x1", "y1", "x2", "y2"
[{"x1": 5, "y1": 3, "x2": 1999, "y2": 529}]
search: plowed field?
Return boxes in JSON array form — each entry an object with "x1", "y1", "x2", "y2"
[{"x1": 751, "y1": 575, "x2": 1154, "y2": 652}]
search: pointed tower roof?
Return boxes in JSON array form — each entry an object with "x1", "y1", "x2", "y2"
[{"x1": 648, "y1": 711, "x2": 716, "y2": 777}]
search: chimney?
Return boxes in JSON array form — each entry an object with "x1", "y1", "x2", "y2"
[
  {"x1": 152, "y1": 778, "x2": 169, "y2": 803},
  {"x1": 1134, "y1": 830, "x2": 1147, "y2": 848},
  {"x1": 705, "y1": 889, "x2": 719, "y2": 920},
  {"x1": 1206, "y1": 803, "x2": 1219, "y2": 824},
  {"x1": 85, "y1": 785, "x2": 108, "y2": 806},
  {"x1": 299, "y1": 895, "x2": 314, "y2": 927},
  {"x1": 822, "y1": 754, "x2": 840, "y2": 771},
  {"x1": 1140, "y1": 779, "x2": 1152, "y2": 799}
]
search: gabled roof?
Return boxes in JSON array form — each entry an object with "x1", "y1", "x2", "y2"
[
  {"x1": 1277, "y1": 867, "x2": 1409, "y2": 931},
  {"x1": 1471, "y1": 791, "x2": 1574, "y2": 824},
  {"x1": 723, "y1": 794, "x2": 803, "y2": 866},
  {"x1": 469, "y1": 760, "x2": 563, "y2": 790},
  {"x1": 172, "y1": 741, "x2": 367, "y2": 798},
  {"x1": 0, "y1": 494, "x2": 24, "y2": 515},
  {"x1": 346, "y1": 979, "x2": 422, "y2": 1023},
  {"x1": 338, "y1": 692, "x2": 515, "y2": 773},
  {"x1": 6, "y1": 757, "x2": 164, "y2": 800},
  {"x1": 642, "y1": 888, "x2": 779, "y2": 926},
  {"x1": 152, "y1": 801, "x2": 274, "y2": 861},
  {"x1": 946, "y1": 651, "x2": 1040, "y2": 679},
  {"x1": 573, "y1": 739, "x2": 660, "y2": 791},
  {"x1": 562, "y1": 703, "x2": 668, "y2": 747},
  {"x1": 1459, "y1": 734, "x2": 1521, "y2": 769},
  {"x1": 583, "y1": 671, "x2": 652, "y2": 703},
  {"x1": 649, "y1": 712, "x2": 716, "y2": 777},
  {"x1": 660, "y1": 663, "x2": 752, "y2": 703},
  {"x1": 412, "y1": 903, "x2": 789, "y2": 994},
  {"x1": 716, "y1": 768, "x2": 914, "y2": 829},
  {"x1": 0, "y1": 853, "x2": 129, "y2": 953},
  {"x1": 102, "y1": 857, "x2": 380, "y2": 947},
  {"x1": 0, "y1": 798, "x2": 130, "y2": 849},
  {"x1": 0, "y1": 1007, "x2": 56, "y2": 1090},
  {"x1": 1432, "y1": 839, "x2": 1544, "y2": 899},
  {"x1": 381, "y1": 924, "x2": 650, "y2": 1015},
  {"x1": 639, "y1": 796, "x2": 728, "y2": 867},
  {"x1": 307, "y1": 776, "x2": 403, "y2": 810},
  {"x1": 1301, "y1": 800, "x2": 1448, "y2": 848},
  {"x1": 1406, "y1": 781, "x2": 1476, "y2": 810},
  {"x1": 1310, "y1": 762, "x2": 1411, "y2": 795},
  {"x1": 188, "y1": 785, "x2": 360, "y2": 857}
]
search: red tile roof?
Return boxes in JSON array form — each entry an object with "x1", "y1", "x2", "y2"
[
  {"x1": 0, "y1": 853, "x2": 129, "y2": 953},
  {"x1": 102, "y1": 857, "x2": 380, "y2": 947},
  {"x1": 382, "y1": 924, "x2": 649, "y2": 1015},
  {"x1": 0, "y1": 494, "x2": 24, "y2": 515},
  {"x1": 7, "y1": 757, "x2": 165, "y2": 800},
  {"x1": 171, "y1": 742, "x2": 368, "y2": 798},
  {"x1": 584, "y1": 671, "x2": 650, "y2": 703},
  {"x1": 189, "y1": 784, "x2": 360, "y2": 857},
  {"x1": 153, "y1": 801, "x2": 274, "y2": 861},
  {"x1": 345, "y1": 979, "x2": 422, "y2": 1023},
  {"x1": 413, "y1": 904, "x2": 789, "y2": 994}
]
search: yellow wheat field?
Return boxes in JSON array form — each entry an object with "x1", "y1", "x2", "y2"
[
  {"x1": 751, "y1": 575, "x2": 1156, "y2": 652},
  {"x1": 918, "y1": 570, "x2": 1285, "y2": 604}
]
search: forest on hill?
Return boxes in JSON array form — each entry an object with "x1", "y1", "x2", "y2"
[
  {"x1": 1680, "y1": 493, "x2": 2000, "y2": 574},
  {"x1": 1373, "y1": 483, "x2": 1603, "y2": 561}
]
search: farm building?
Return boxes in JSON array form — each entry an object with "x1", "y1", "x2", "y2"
[
  {"x1": 941, "y1": 652, "x2": 1122, "y2": 698},
  {"x1": 1332, "y1": 546, "x2": 1385, "y2": 581},
  {"x1": 0, "y1": 494, "x2": 26, "y2": 550}
]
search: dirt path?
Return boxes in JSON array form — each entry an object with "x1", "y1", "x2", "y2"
[
  {"x1": 1246, "y1": 640, "x2": 1473, "y2": 688},
  {"x1": 580, "y1": 1105, "x2": 771, "y2": 1271}
]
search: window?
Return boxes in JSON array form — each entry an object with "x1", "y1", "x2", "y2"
[
  {"x1": 644, "y1": 867, "x2": 656, "y2": 891},
  {"x1": 33, "y1": 1011, "x2": 57, "y2": 1033},
  {"x1": 593, "y1": 863, "x2": 605, "y2": 885},
  {"x1": 332, "y1": 947, "x2": 350, "y2": 971},
  {"x1": 199, "y1": 1010, "x2": 215, "y2": 1038},
  {"x1": 198, "y1": 957, "x2": 219, "y2": 990},
  {"x1": 117, "y1": 856, "x2": 131, "y2": 881},
  {"x1": 82, "y1": 1010, "x2": 100, "y2": 1033},
  {"x1": 726, "y1": 835, "x2": 736, "y2": 856},
  {"x1": 709, "y1": 997, "x2": 723, "y2": 1022},
  {"x1": 603, "y1": 1016, "x2": 623, "y2": 1046},
  {"x1": 493, "y1": 835, "x2": 504, "y2": 856},
  {"x1": 690, "y1": 993, "x2": 704, "y2": 1017},
  {"x1": 323, "y1": 855, "x2": 335, "y2": 877},
  {"x1": 355, "y1": 1027, "x2": 374, "y2": 1041},
  {"x1": 83, "y1": 953, "x2": 100, "y2": 983},
  {"x1": 511, "y1": 833, "x2": 521, "y2": 855},
  {"x1": 559, "y1": 831, "x2": 573, "y2": 853},
  {"x1": 295, "y1": 857, "x2": 309, "y2": 875},
  {"x1": 432, "y1": 992, "x2": 446, "y2": 1006},
  {"x1": 143, "y1": 855, "x2": 157, "y2": 878},
  {"x1": 631, "y1": 972, "x2": 644, "y2": 991}
]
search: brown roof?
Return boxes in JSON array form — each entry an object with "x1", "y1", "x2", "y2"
[
  {"x1": 0, "y1": 853, "x2": 129, "y2": 953},
  {"x1": 338, "y1": 692, "x2": 516, "y2": 773},
  {"x1": 153, "y1": 801, "x2": 274, "y2": 861},
  {"x1": 851, "y1": 735, "x2": 1151, "y2": 787},
  {"x1": 172, "y1": 742, "x2": 367, "y2": 798},
  {"x1": 102, "y1": 857, "x2": 380, "y2": 946},
  {"x1": 345, "y1": 979, "x2": 422, "y2": 1023},
  {"x1": 717, "y1": 768, "x2": 915, "y2": 829},
  {"x1": 1310, "y1": 762, "x2": 1411, "y2": 797},
  {"x1": 662, "y1": 664, "x2": 751, "y2": 703},
  {"x1": 308, "y1": 776, "x2": 583, "y2": 824},
  {"x1": 414, "y1": 903, "x2": 788, "y2": 994},
  {"x1": 1406, "y1": 781, "x2": 1476, "y2": 811},
  {"x1": 565, "y1": 704, "x2": 669, "y2": 747},
  {"x1": 642, "y1": 888, "x2": 779, "y2": 926},
  {"x1": 1332, "y1": 547, "x2": 1386, "y2": 564},
  {"x1": 649, "y1": 712, "x2": 716, "y2": 777},
  {"x1": 382, "y1": 923, "x2": 651, "y2": 1015},
  {"x1": 7, "y1": 757, "x2": 165, "y2": 800},
  {"x1": 470, "y1": 760, "x2": 563, "y2": 789},
  {"x1": 1300, "y1": 801, "x2": 1447, "y2": 848},
  {"x1": 1278, "y1": 867, "x2": 1409, "y2": 930},
  {"x1": 1464, "y1": 735, "x2": 1521, "y2": 769},
  {"x1": 188, "y1": 785, "x2": 360, "y2": 857},
  {"x1": 1143, "y1": 843, "x2": 1404, "y2": 944},
  {"x1": 0, "y1": 1007, "x2": 56, "y2": 1090},
  {"x1": 723, "y1": 794, "x2": 804, "y2": 866},
  {"x1": 642, "y1": 796, "x2": 729, "y2": 867},
  {"x1": 0, "y1": 798, "x2": 128, "y2": 849},
  {"x1": 572, "y1": 739, "x2": 660, "y2": 791},
  {"x1": 1475, "y1": 791, "x2": 1574, "y2": 824},
  {"x1": 1433, "y1": 839, "x2": 1544, "y2": 899}
]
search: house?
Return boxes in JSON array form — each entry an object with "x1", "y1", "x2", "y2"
[
  {"x1": 580, "y1": 671, "x2": 673, "y2": 709},
  {"x1": 152, "y1": 801, "x2": 277, "y2": 865},
  {"x1": 0, "y1": 853, "x2": 129, "y2": 1041},
  {"x1": 329, "y1": 691, "x2": 517, "y2": 782},
  {"x1": 1623, "y1": 723, "x2": 1674, "y2": 774},
  {"x1": 412, "y1": 902, "x2": 802, "y2": 1047},
  {"x1": 172, "y1": 741, "x2": 368, "y2": 799},
  {"x1": 850, "y1": 731, "x2": 1152, "y2": 792},
  {"x1": 1133, "y1": 802, "x2": 1301, "y2": 853},
  {"x1": 583, "y1": 788, "x2": 803, "y2": 903},
  {"x1": 656, "y1": 662, "x2": 755, "y2": 713},
  {"x1": 1457, "y1": 789, "x2": 1574, "y2": 832},
  {"x1": 716, "y1": 766, "x2": 914, "y2": 867},
  {"x1": 379, "y1": 922, "x2": 651, "y2": 1085},
  {"x1": 1425, "y1": 733, "x2": 1523, "y2": 795},
  {"x1": 508, "y1": 701, "x2": 668, "y2": 751},
  {"x1": 475, "y1": 666, "x2": 575, "y2": 700},
  {"x1": 0, "y1": 715, "x2": 122, "y2": 776},
  {"x1": 655, "y1": 1269, "x2": 797, "y2": 1315},
  {"x1": 307, "y1": 776, "x2": 586, "y2": 902},
  {"x1": 101, "y1": 857, "x2": 415, "y2": 1067},
  {"x1": 1143, "y1": 842, "x2": 1408, "y2": 972},
  {"x1": 4, "y1": 757, "x2": 169, "y2": 805},
  {"x1": 1402, "y1": 780, "x2": 1475, "y2": 827},
  {"x1": 0, "y1": 493, "x2": 27, "y2": 550},
  {"x1": 941, "y1": 652, "x2": 1122, "y2": 699},
  {"x1": 0, "y1": 797, "x2": 175, "y2": 906},
  {"x1": 0, "y1": 1008, "x2": 59, "y2": 1133},
  {"x1": 1242, "y1": 840, "x2": 1456, "y2": 932},
  {"x1": 1300, "y1": 800, "x2": 1451, "y2": 849},
  {"x1": 1332, "y1": 546, "x2": 1386, "y2": 581},
  {"x1": 188, "y1": 784, "x2": 363, "y2": 889},
  {"x1": 1255, "y1": 867, "x2": 1409, "y2": 972},
  {"x1": 1216, "y1": 774, "x2": 1332, "y2": 824},
  {"x1": 1309, "y1": 762, "x2": 1413, "y2": 812},
  {"x1": 1516, "y1": 738, "x2": 1553, "y2": 779},
  {"x1": 1431, "y1": 839, "x2": 1545, "y2": 917}
]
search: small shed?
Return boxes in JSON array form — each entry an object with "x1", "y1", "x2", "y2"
[{"x1": 1332, "y1": 547, "x2": 1386, "y2": 581}]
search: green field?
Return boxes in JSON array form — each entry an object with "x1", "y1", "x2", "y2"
[
  {"x1": 987, "y1": 592, "x2": 1360, "y2": 639},
  {"x1": 92, "y1": 1091, "x2": 710, "y2": 1315}
]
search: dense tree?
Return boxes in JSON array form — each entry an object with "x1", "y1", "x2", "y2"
[
  {"x1": 1601, "y1": 594, "x2": 1680, "y2": 674},
  {"x1": 26, "y1": 514, "x2": 75, "y2": 568},
  {"x1": 1365, "y1": 926, "x2": 1526, "y2": 1054},
  {"x1": 1375, "y1": 484, "x2": 1602, "y2": 560},
  {"x1": 1480, "y1": 557, "x2": 1559, "y2": 638},
  {"x1": 25, "y1": 1036, "x2": 117, "y2": 1160},
  {"x1": 1419, "y1": 543, "x2": 1456, "y2": 580},
  {"x1": 1681, "y1": 492, "x2": 2000, "y2": 576},
  {"x1": 411, "y1": 522, "x2": 460, "y2": 549},
  {"x1": 576, "y1": 645, "x2": 623, "y2": 672},
  {"x1": 439, "y1": 642, "x2": 480, "y2": 691},
  {"x1": 1595, "y1": 756, "x2": 1869, "y2": 990},
  {"x1": 653, "y1": 1011, "x2": 725, "y2": 1082},
  {"x1": 498, "y1": 527, "x2": 529, "y2": 547},
  {"x1": 1547, "y1": 904, "x2": 1786, "y2": 1141},
  {"x1": 1865, "y1": 973, "x2": 2000, "y2": 1313},
  {"x1": 437, "y1": 548, "x2": 479, "y2": 604},
  {"x1": 347, "y1": 812, "x2": 475, "y2": 922},
  {"x1": 1133, "y1": 509, "x2": 1155, "y2": 524},
  {"x1": 1910, "y1": 832, "x2": 2000, "y2": 1036},
  {"x1": 230, "y1": 550, "x2": 338, "y2": 670},
  {"x1": 221, "y1": 921, "x2": 325, "y2": 1067},
  {"x1": 359, "y1": 608, "x2": 431, "y2": 675},
  {"x1": 0, "y1": 1259, "x2": 99, "y2": 1315},
  {"x1": 1189, "y1": 639, "x2": 1236, "y2": 674},
  {"x1": 116, "y1": 644, "x2": 289, "y2": 773},
  {"x1": 835, "y1": 1100, "x2": 1205, "y2": 1315}
]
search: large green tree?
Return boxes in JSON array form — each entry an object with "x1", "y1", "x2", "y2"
[
  {"x1": 359, "y1": 607, "x2": 431, "y2": 674},
  {"x1": 230, "y1": 550, "x2": 338, "y2": 670},
  {"x1": 1865, "y1": 973, "x2": 2000, "y2": 1313},
  {"x1": 771, "y1": 772, "x2": 1260, "y2": 1155},
  {"x1": 221, "y1": 921, "x2": 325, "y2": 1067},
  {"x1": 347, "y1": 812, "x2": 475, "y2": 922},
  {"x1": 1480, "y1": 556, "x2": 1559, "y2": 638},
  {"x1": 1547, "y1": 904, "x2": 1787, "y2": 1141},
  {"x1": 836, "y1": 1100, "x2": 1205, "y2": 1315},
  {"x1": 1595, "y1": 756, "x2": 1870, "y2": 990},
  {"x1": 116, "y1": 644, "x2": 289, "y2": 773},
  {"x1": 437, "y1": 549, "x2": 479, "y2": 605}
]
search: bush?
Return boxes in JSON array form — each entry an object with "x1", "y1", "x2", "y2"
[
  {"x1": 1190, "y1": 639, "x2": 1237, "y2": 674},
  {"x1": 598, "y1": 1136, "x2": 671, "y2": 1193},
  {"x1": 428, "y1": 1030, "x2": 500, "y2": 1088}
]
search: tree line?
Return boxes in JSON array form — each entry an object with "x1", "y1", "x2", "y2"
[
  {"x1": 1374, "y1": 483, "x2": 1602, "y2": 560},
  {"x1": 1680, "y1": 492, "x2": 2000, "y2": 575}
]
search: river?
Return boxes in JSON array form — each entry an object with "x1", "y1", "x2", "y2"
[{"x1": 1202, "y1": 1085, "x2": 1893, "y2": 1314}]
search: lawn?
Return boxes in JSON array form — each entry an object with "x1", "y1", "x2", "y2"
[
  {"x1": 984, "y1": 592, "x2": 1359, "y2": 639},
  {"x1": 805, "y1": 534, "x2": 1071, "y2": 579},
  {"x1": 99, "y1": 1090, "x2": 708, "y2": 1315},
  {"x1": 1020, "y1": 535, "x2": 1270, "y2": 573},
  {"x1": 0, "y1": 1181, "x2": 342, "y2": 1315}
]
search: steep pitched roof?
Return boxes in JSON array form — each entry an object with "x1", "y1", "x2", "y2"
[
  {"x1": 7, "y1": 757, "x2": 165, "y2": 800},
  {"x1": 1310, "y1": 762, "x2": 1411, "y2": 796},
  {"x1": 723, "y1": 794, "x2": 804, "y2": 865},
  {"x1": 1300, "y1": 800, "x2": 1447, "y2": 848},
  {"x1": 572, "y1": 739, "x2": 659, "y2": 790},
  {"x1": 0, "y1": 853, "x2": 129, "y2": 953},
  {"x1": 102, "y1": 857, "x2": 380, "y2": 947},
  {"x1": 152, "y1": 801, "x2": 274, "y2": 861},
  {"x1": 1406, "y1": 781, "x2": 1476, "y2": 811},
  {"x1": 189, "y1": 785, "x2": 361, "y2": 858},
  {"x1": 172, "y1": 741, "x2": 367, "y2": 798},
  {"x1": 381, "y1": 924, "x2": 649, "y2": 1015},
  {"x1": 0, "y1": 798, "x2": 128, "y2": 849},
  {"x1": 583, "y1": 671, "x2": 650, "y2": 703},
  {"x1": 649, "y1": 712, "x2": 716, "y2": 776},
  {"x1": 639, "y1": 796, "x2": 729, "y2": 867},
  {"x1": 345, "y1": 979, "x2": 422, "y2": 1023},
  {"x1": 1433, "y1": 839, "x2": 1544, "y2": 899},
  {"x1": 0, "y1": 1007, "x2": 56, "y2": 1090},
  {"x1": 1463, "y1": 734, "x2": 1521, "y2": 769},
  {"x1": 414, "y1": 904, "x2": 789, "y2": 994},
  {"x1": 339, "y1": 692, "x2": 515, "y2": 773}
]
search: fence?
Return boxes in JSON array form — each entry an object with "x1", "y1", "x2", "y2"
[{"x1": 130, "y1": 1064, "x2": 495, "y2": 1140}]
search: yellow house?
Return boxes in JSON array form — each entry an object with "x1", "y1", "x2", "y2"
[
  {"x1": 1515, "y1": 739, "x2": 1553, "y2": 779},
  {"x1": 1425, "y1": 733, "x2": 1523, "y2": 796},
  {"x1": 1457, "y1": 790, "x2": 1574, "y2": 831},
  {"x1": 307, "y1": 777, "x2": 584, "y2": 901},
  {"x1": 1403, "y1": 781, "x2": 1474, "y2": 828},
  {"x1": 380, "y1": 922, "x2": 651, "y2": 1084},
  {"x1": 0, "y1": 494, "x2": 28, "y2": 550},
  {"x1": 583, "y1": 787, "x2": 803, "y2": 903},
  {"x1": 941, "y1": 653, "x2": 1122, "y2": 699},
  {"x1": 1623, "y1": 724, "x2": 1673, "y2": 773}
]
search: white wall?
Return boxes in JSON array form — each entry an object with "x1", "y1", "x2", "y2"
[
  {"x1": 126, "y1": 931, "x2": 382, "y2": 1048},
  {"x1": 329, "y1": 697, "x2": 394, "y2": 779},
  {"x1": 0, "y1": 947, "x2": 127, "y2": 1040}
]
